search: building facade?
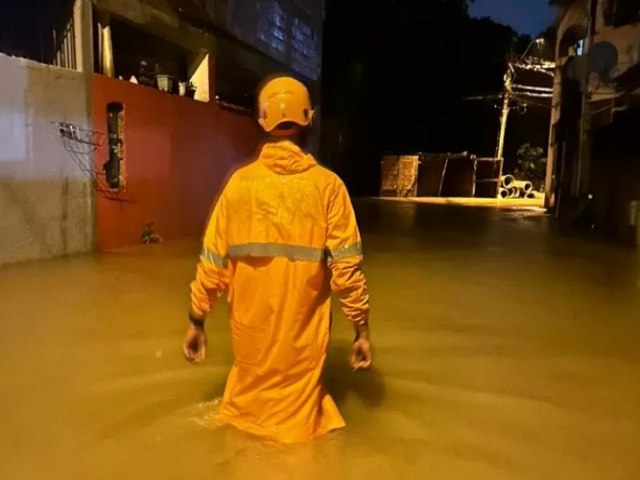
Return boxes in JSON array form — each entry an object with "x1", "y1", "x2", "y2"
[
  {"x1": 0, "y1": 1, "x2": 94, "y2": 266},
  {"x1": 547, "y1": 0, "x2": 640, "y2": 244},
  {"x1": 0, "y1": 0, "x2": 324, "y2": 265}
]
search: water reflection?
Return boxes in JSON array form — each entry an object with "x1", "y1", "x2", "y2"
[{"x1": 1, "y1": 200, "x2": 639, "y2": 479}]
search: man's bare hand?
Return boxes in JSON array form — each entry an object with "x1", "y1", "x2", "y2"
[
  {"x1": 183, "y1": 324, "x2": 207, "y2": 364},
  {"x1": 351, "y1": 334, "x2": 373, "y2": 371}
]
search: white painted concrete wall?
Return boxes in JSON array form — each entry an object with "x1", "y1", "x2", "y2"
[{"x1": 0, "y1": 53, "x2": 94, "y2": 266}]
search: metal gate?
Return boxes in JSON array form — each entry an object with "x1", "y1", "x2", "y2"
[{"x1": 380, "y1": 155, "x2": 420, "y2": 197}]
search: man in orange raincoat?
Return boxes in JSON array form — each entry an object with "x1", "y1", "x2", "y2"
[{"x1": 183, "y1": 76, "x2": 372, "y2": 443}]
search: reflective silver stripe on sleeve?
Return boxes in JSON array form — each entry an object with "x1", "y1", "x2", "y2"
[
  {"x1": 326, "y1": 242, "x2": 363, "y2": 264},
  {"x1": 201, "y1": 246, "x2": 228, "y2": 268},
  {"x1": 228, "y1": 243, "x2": 325, "y2": 263}
]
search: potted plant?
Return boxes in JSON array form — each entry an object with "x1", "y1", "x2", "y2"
[
  {"x1": 137, "y1": 60, "x2": 157, "y2": 88},
  {"x1": 156, "y1": 70, "x2": 175, "y2": 93}
]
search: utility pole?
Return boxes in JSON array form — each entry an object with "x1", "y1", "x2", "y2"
[
  {"x1": 495, "y1": 61, "x2": 513, "y2": 160},
  {"x1": 495, "y1": 36, "x2": 549, "y2": 161}
]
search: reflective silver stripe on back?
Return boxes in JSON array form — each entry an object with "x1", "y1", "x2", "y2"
[
  {"x1": 326, "y1": 242, "x2": 363, "y2": 264},
  {"x1": 201, "y1": 246, "x2": 228, "y2": 268},
  {"x1": 228, "y1": 243, "x2": 325, "y2": 263}
]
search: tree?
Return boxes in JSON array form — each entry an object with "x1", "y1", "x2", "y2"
[{"x1": 515, "y1": 143, "x2": 546, "y2": 190}]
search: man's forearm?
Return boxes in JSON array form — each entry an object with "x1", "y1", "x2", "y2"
[
  {"x1": 354, "y1": 322, "x2": 369, "y2": 339},
  {"x1": 190, "y1": 259, "x2": 230, "y2": 321},
  {"x1": 330, "y1": 261, "x2": 370, "y2": 327},
  {"x1": 188, "y1": 310, "x2": 206, "y2": 328}
]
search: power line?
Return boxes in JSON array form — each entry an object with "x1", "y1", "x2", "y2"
[
  {"x1": 513, "y1": 91, "x2": 553, "y2": 98},
  {"x1": 512, "y1": 83, "x2": 553, "y2": 93}
]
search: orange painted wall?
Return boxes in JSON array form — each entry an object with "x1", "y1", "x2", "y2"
[{"x1": 92, "y1": 74, "x2": 260, "y2": 250}]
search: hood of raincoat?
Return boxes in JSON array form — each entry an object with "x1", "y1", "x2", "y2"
[{"x1": 258, "y1": 140, "x2": 317, "y2": 175}]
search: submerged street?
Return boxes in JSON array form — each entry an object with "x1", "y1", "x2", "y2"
[{"x1": 1, "y1": 200, "x2": 639, "y2": 480}]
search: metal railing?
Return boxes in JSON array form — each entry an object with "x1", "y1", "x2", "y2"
[
  {"x1": 0, "y1": 1, "x2": 77, "y2": 70},
  {"x1": 53, "y1": 16, "x2": 77, "y2": 70}
]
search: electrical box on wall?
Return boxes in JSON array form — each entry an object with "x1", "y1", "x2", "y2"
[{"x1": 105, "y1": 102, "x2": 125, "y2": 189}]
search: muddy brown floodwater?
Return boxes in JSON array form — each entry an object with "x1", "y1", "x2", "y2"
[{"x1": 1, "y1": 199, "x2": 640, "y2": 480}]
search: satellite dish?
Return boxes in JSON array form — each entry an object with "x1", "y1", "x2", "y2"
[
  {"x1": 564, "y1": 41, "x2": 620, "y2": 89},
  {"x1": 588, "y1": 41, "x2": 619, "y2": 85}
]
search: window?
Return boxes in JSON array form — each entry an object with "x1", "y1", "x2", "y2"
[
  {"x1": 605, "y1": 0, "x2": 640, "y2": 28},
  {"x1": 0, "y1": 0, "x2": 78, "y2": 69},
  {"x1": 258, "y1": 0, "x2": 287, "y2": 56},
  {"x1": 558, "y1": 24, "x2": 587, "y2": 58},
  {"x1": 291, "y1": 18, "x2": 320, "y2": 81}
]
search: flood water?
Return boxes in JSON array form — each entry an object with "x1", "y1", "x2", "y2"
[{"x1": 1, "y1": 199, "x2": 640, "y2": 480}]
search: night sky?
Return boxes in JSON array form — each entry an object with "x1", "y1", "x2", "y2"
[{"x1": 469, "y1": 0, "x2": 556, "y2": 35}]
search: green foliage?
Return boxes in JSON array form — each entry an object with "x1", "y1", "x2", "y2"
[{"x1": 515, "y1": 143, "x2": 546, "y2": 189}]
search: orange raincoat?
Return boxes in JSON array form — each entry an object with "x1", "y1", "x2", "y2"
[{"x1": 190, "y1": 140, "x2": 369, "y2": 443}]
